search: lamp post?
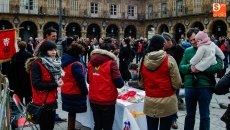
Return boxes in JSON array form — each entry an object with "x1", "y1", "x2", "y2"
[
  {"x1": 58, "y1": 0, "x2": 62, "y2": 41},
  {"x1": 56, "y1": 0, "x2": 63, "y2": 56}
]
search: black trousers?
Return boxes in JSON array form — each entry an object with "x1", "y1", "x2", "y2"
[
  {"x1": 39, "y1": 108, "x2": 56, "y2": 130},
  {"x1": 90, "y1": 103, "x2": 115, "y2": 130}
]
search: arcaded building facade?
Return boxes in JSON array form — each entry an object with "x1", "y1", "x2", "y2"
[{"x1": 0, "y1": 0, "x2": 229, "y2": 43}]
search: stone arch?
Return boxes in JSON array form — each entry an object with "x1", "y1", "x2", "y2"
[
  {"x1": 87, "y1": 23, "x2": 101, "y2": 40},
  {"x1": 19, "y1": 21, "x2": 38, "y2": 42}
]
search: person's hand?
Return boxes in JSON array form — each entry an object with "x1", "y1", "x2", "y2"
[
  {"x1": 56, "y1": 78, "x2": 64, "y2": 87},
  {"x1": 191, "y1": 65, "x2": 200, "y2": 73},
  {"x1": 190, "y1": 65, "x2": 196, "y2": 73}
]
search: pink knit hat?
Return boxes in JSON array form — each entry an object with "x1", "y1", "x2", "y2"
[{"x1": 195, "y1": 29, "x2": 211, "y2": 45}]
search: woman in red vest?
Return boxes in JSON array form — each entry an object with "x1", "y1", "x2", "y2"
[
  {"x1": 25, "y1": 41, "x2": 64, "y2": 130},
  {"x1": 139, "y1": 35, "x2": 182, "y2": 130},
  {"x1": 61, "y1": 41, "x2": 88, "y2": 130},
  {"x1": 88, "y1": 37, "x2": 124, "y2": 130}
]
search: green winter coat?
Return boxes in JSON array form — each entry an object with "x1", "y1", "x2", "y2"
[{"x1": 179, "y1": 46, "x2": 223, "y2": 88}]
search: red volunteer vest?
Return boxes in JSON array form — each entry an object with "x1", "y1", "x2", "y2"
[
  {"x1": 30, "y1": 61, "x2": 57, "y2": 105},
  {"x1": 61, "y1": 61, "x2": 85, "y2": 95},
  {"x1": 141, "y1": 55, "x2": 175, "y2": 98},
  {"x1": 88, "y1": 60, "x2": 118, "y2": 104}
]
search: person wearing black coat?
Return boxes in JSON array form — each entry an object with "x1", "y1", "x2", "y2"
[
  {"x1": 118, "y1": 37, "x2": 132, "y2": 82},
  {"x1": 10, "y1": 41, "x2": 33, "y2": 105},
  {"x1": 214, "y1": 71, "x2": 230, "y2": 130},
  {"x1": 162, "y1": 32, "x2": 185, "y2": 129}
]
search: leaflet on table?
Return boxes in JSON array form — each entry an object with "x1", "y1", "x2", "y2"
[{"x1": 117, "y1": 86, "x2": 145, "y2": 104}]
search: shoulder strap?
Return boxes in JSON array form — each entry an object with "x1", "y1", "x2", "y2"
[{"x1": 43, "y1": 92, "x2": 49, "y2": 105}]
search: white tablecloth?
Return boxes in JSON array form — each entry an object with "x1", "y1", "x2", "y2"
[{"x1": 76, "y1": 87, "x2": 147, "y2": 130}]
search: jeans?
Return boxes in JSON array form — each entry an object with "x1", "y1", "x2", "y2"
[
  {"x1": 90, "y1": 103, "x2": 115, "y2": 130},
  {"x1": 172, "y1": 89, "x2": 180, "y2": 122},
  {"x1": 184, "y1": 87, "x2": 212, "y2": 130},
  {"x1": 227, "y1": 123, "x2": 230, "y2": 130},
  {"x1": 39, "y1": 109, "x2": 55, "y2": 130},
  {"x1": 146, "y1": 114, "x2": 174, "y2": 130}
]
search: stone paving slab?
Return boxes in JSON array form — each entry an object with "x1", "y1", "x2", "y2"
[
  {"x1": 20, "y1": 68, "x2": 230, "y2": 130},
  {"x1": 21, "y1": 93, "x2": 229, "y2": 130}
]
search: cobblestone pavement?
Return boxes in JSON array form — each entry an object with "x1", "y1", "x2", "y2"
[
  {"x1": 21, "y1": 91, "x2": 229, "y2": 130},
  {"x1": 22, "y1": 68, "x2": 230, "y2": 130}
]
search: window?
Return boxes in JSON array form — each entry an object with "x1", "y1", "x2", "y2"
[
  {"x1": 91, "y1": 2, "x2": 98, "y2": 14},
  {"x1": 47, "y1": 0, "x2": 57, "y2": 15},
  {"x1": 70, "y1": 0, "x2": 79, "y2": 11},
  {"x1": 0, "y1": 0, "x2": 9, "y2": 12},
  {"x1": 193, "y1": 0, "x2": 201, "y2": 13},
  {"x1": 110, "y1": 4, "x2": 117, "y2": 15},
  {"x1": 21, "y1": 0, "x2": 34, "y2": 10},
  {"x1": 172, "y1": 0, "x2": 176, "y2": 12},
  {"x1": 161, "y1": 3, "x2": 167, "y2": 15},
  {"x1": 48, "y1": 0, "x2": 57, "y2": 8},
  {"x1": 128, "y1": 5, "x2": 134, "y2": 16},
  {"x1": 25, "y1": 0, "x2": 33, "y2": 10},
  {"x1": 177, "y1": 0, "x2": 183, "y2": 13},
  {"x1": 20, "y1": 0, "x2": 38, "y2": 14},
  {"x1": 148, "y1": 5, "x2": 153, "y2": 17}
]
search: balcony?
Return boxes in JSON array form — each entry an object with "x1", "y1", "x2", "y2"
[
  {"x1": 202, "y1": 3, "x2": 212, "y2": 14},
  {"x1": 161, "y1": 11, "x2": 168, "y2": 18},
  {"x1": 138, "y1": 13, "x2": 145, "y2": 21}
]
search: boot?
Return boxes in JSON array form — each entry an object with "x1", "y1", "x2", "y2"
[
  {"x1": 68, "y1": 116, "x2": 76, "y2": 130},
  {"x1": 221, "y1": 105, "x2": 230, "y2": 125}
]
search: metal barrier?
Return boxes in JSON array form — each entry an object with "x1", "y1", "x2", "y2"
[{"x1": 0, "y1": 75, "x2": 11, "y2": 130}]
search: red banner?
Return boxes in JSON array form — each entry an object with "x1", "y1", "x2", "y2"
[{"x1": 0, "y1": 29, "x2": 16, "y2": 62}]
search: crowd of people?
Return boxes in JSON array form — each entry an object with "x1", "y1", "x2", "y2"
[{"x1": 1, "y1": 26, "x2": 230, "y2": 130}]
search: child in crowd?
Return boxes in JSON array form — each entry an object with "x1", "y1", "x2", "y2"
[
  {"x1": 190, "y1": 29, "x2": 225, "y2": 73},
  {"x1": 128, "y1": 63, "x2": 143, "y2": 90}
]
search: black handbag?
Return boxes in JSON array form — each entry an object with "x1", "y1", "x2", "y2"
[
  {"x1": 26, "y1": 92, "x2": 49, "y2": 124},
  {"x1": 221, "y1": 106, "x2": 230, "y2": 125}
]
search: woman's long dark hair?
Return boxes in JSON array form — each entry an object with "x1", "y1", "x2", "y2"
[
  {"x1": 138, "y1": 35, "x2": 165, "y2": 81},
  {"x1": 66, "y1": 43, "x2": 85, "y2": 57}
]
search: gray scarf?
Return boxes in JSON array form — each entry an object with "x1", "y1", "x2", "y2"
[{"x1": 40, "y1": 57, "x2": 64, "y2": 81}]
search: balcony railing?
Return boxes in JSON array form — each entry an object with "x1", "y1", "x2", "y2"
[
  {"x1": 3, "y1": 2, "x2": 230, "y2": 20},
  {"x1": 138, "y1": 13, "x2": 145, "y2": 21}
]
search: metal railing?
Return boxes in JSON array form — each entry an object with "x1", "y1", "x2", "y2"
[{"x1": 0, "y1": 74, "x2": 11, "y2": 130}]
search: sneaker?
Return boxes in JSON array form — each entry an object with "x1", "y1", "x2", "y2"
[
  {"x1": 171, "y1": 121, "x2": 178, "y2": 129},
  {"x1": 55, "y1": 114, "x2": 67, "y2": 122}
]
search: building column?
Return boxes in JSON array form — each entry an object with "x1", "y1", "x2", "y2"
[
  {"x1": 101, "y1": 29, "x2": 106, "y2": 38},
  {"x1": 119, "y1": 28, "x2": 124, "y2": 41},
  {"x1": 38, "y1": 29, "x2": 43, "y2": 40},
  {"x1": 81, "y1": 27, "x2": 87, "y2": 38}
]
